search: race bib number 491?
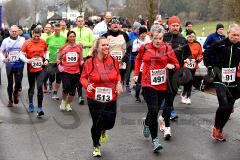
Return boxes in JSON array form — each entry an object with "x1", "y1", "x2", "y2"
[
  {"x1": 222, "y1": 68, "x2": 236, "y2": 83},
  {"x1": 31, "y1": 57, "x2": 43, "y2": 68},
  {"x1": 66, "y1": 52, "x2": 77, "y2": 63},
  {"x1": 150, "y1": 68, "x2": 167, "y2": 85},
  {"x1": 95, "y1": 87, "x2": 112, "y2": 102}
]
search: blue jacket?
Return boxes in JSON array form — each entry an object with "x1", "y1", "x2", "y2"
[
  {"x1": 203, "y1": 32, "x2": 225, "y2": 49},
  {"x1": 128, "y1": 32, "x2": 138, "y2": 61}
]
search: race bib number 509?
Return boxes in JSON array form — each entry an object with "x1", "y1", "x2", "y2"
[
  {"x1": 66, "y1": 52, "x2": 78, "y2": 63},
  {"x1": 150, "y1": 68, "x2": 167, "y2": 85},
  {"x1": 95, "y1": 87, "x2": 112, "y2": 102}
]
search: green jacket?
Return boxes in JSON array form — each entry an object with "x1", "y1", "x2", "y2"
[
  {"x1": 72, "y1": 27, "x2": 95, "y2": 58},
  {"x1": 181, "y1": 29, "x2": 197, "y2": 40}
]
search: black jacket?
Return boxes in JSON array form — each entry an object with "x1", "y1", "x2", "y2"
[
  {"x1": 163, "y1": 32, "x2": 192, "y2": 67},
  {"x1": 203, "y1": 38, "x2": 240, "y2": 86}
]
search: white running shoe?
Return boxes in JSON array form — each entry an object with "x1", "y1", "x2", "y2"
[
  {"x1": 181, "y1": 93, "x2": 187, "y2": 104},
  {"x1": 59, "y1": 100, "x2": 66, "y2": 111},
  {"x1": 163, "y1": 127, "x2": 171, "y2": 140},
  {"x1": 158, "y1": 116, "x2": 165, "y2": 132},
  {"x1": 185, "y1": 98, "x2": 191, "y2": 105},
  {"x1": 65, "y1": 103, "x2": 72, "y2": 111}
]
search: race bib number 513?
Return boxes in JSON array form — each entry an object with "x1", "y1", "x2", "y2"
[
  {"x1": 150, "y1": 68, "x2": 166, "y2": 85},
  {"x1": 95, "y1": 87, "x2": 112, "y2": 102},
  {"x1": 222, "y1": 68, "x2": 236, "y2": 83}
]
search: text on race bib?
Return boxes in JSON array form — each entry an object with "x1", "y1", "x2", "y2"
[
  {"x1": 95, "y1": 87, "x2": 112, "y2": 102},
  {"x1": 31, "y1": 57, "x2": 43, "y2": 68},
  {"x1": 8, "y1": 51, "x2": 20, "y2": 62},
  {"x1": 150, "y1": 68, "x2": 167, "y2": 85},
  {"x1": 222, "y1": 68, "x2": 236, "y2": 83},
  {"x1": 110, "y1": 50, "x2": 123, "y2": 61},
  {"x1": 186, "y1": 59, "x2": 196, "y2": 69},
  {"x1": 66, "y1": 52, "x2": 78, "y2": 63}
]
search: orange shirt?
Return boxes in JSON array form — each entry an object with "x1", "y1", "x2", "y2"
[
  {"x1": 21, "y1": 39, "x2": 48, "y2": 72},
  {"x1": 188, "y1": 41, "x2": 203, "y2": 69}
]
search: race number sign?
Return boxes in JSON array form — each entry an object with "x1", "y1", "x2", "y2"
[
  {"x1": 222, "y1": 68, "x2": 236, "y2": 83},
  {"x1": 8, "y1": 51, "x2": 19, "y2": 62},
  {"x1": 95, "y1": 87, "x2": 112, "y2": 102},
  {"x1": 150, "y1": 68, "x2": 167, "y2": 85},
  {"x1": 31, "y1": 57, "x2": 43, "y2": 68},
  {"x1": 110, "y1": 50, "x2": 123, "y2": 62},
  {"x1": 186, "y1": 59, "x2": 196, "y2": 69},
  {"x1": 66, "y1": 52, "x2": 78, "y2": 63}
]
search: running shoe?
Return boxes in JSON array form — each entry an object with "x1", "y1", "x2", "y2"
[
  {"x1": 7, "y1": 101, "x2": 13, "y2": 107},
  {"x1": 181, "y1": 93, "x2": 187, "y2": 104},
  {"x1": 135, "y1": 97, "x2": 142, "y2": 102},
  {"x1": 211, "y1": 126, "x2": 226, "y2": 141},
  {"x1": 28, "y1": 103, "x2": 34, "y2": 112},
  {"x1": 65, "y1": 103, "x2": 72, "y2": 112},
  {"x1": 152, "y1": 137, "x2": 163, "y2": 152},
  {"x1": 142, "y1": 117, "x2": 150, "y2": 138},
  {"x1": 185, "y1": 98, "x2": 191, "y2": 105},
  {"x1": 37, "y1": 107, "x2": 44, "y2": 117},
  {"x1": 100, "y1": 130, "x2": 108, "y2": 144},
  {"x1": 170, "y1": 110, "x2": 178, "y2": 121},
  {"x1": 93, "y1": 146, "x2": 101, "y2": 157},
  {"x1": 52, "y1": 93, "x2": 59, "y2": 100},
  {"x1": 126, "y1": 85, "x2": 131, "y2": 92},
  {"x1": 59, "y1": 100, "x2": 66, "y2": 111},
  {"x1": 163, "y1": 127, "x2": 171, "y2": 141}
]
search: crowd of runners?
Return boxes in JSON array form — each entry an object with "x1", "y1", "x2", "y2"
[{"x1": 0, "y1": 11, "x2": 240, "y2": 157}]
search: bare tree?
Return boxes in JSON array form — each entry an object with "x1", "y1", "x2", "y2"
[
  {"x1": 105, "y1": 0, "x2": 110, "y2": 11},
  {"x1": 69, "y1": 0, "x2": 86, "y2": 13},
  {"x1": 4, "y1": 0, "x2": 30, "y2": 25}
]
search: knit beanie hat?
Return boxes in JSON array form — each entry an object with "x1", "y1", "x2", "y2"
[
  {"x1": 132, "y1": 21, "x2": 141, "y2": 30},
  {"x1": 139, "y1": 26, "x2": 148, "y2": 35},
  {"x1": 185, "y1": 21, "x2": 192, "y2": 27},
  {"x1": 168, "y1": 16, "x2": 180, "y2": 26},
  {"x1": 216, "y1": 23, "x2": 224, "y2": 31}
]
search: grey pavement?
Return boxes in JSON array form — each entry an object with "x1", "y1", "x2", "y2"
[{"x1": 0, "y1": 68, "x2": 240, "y2": 160}]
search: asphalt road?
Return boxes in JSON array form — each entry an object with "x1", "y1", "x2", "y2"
[{"x1": 0, "y1": 67, "x2": 239, "y2": 160}]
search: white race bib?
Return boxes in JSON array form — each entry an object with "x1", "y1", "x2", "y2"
[
  {"x1": 31, "y1": 57, "x2": 43, "y2": 68},
  {"x1": 222, "y1": 68, "x2": 236, "y2": 83},
  {"x1": 95, "y1": 87, "x2": 112, "y2": 102},
  {"x1": 66, "y1": 52, "x2": 78, "y2": 63},
  {"x1": 8, "y1": 51, "x2": 20, "y2": 62},
  {"x1": 110, "y1": 51, "x2": 123, "y2": 62},
  {"x1": 186, "y1": 59, "x2": 196, "y2": 69},
  {"x1": 150, "y1": 68, "x2": 167, "y2": 85}
]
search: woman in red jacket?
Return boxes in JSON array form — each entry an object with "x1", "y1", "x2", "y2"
[
  {"x1": 81, "y1": 37, "x2": 123, "y2": 157},
  {"x1": 57, "y1": 31, "x2": 83, "y2": 111},
  {"x1": 181, "y1": 30, "x2": 203, "y2": 104},
  {"x1": 134, "y1": 25, "x2": 179, "y2": 152}
]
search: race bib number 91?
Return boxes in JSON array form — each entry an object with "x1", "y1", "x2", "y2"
[
  {"x1": 31, "y1": 57, "x2": 43, "y2": 68},
  {"x1": 110, "y1": 51, "x2": 123, "y2": 61},
  {"x1": 150, "y1": 68, "x2": 167, "y2": 85},
  {"x1": 222, "y1": 68, "x2": 236, "y2": 83},
  {"x1": 95, "y1": 87, "x2": 112, "y2": 102},
  {"x1": 66, "y1": 52, "x2": 78, "y2": 63},
  {"x1": 8, "y1": 51, "x2": 19, "y2": 62}
]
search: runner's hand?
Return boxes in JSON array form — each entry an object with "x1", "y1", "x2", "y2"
[
  {"x1": 44, "y1": 60, "x2": 49, "y2": 65},
  {"x1": 2, "y1": 58, "x2": 9, "y2": 63},
  {"x1": 133, "y1": 76, "x2": 138, "y2": 82},
  {"x1": 116, "y1": 82, "x2": 123, "y2": 94},
  {"x1": 184, "y1": 58, "x2": 191, "y2": 65},
  {"x1": 165, "y1": 63, "x2": 175, "y2": 70},
  {"x1": 27, "y1": 59, "x2": 33, "y2": 64},
  {"x1": 87, "y1": 83, "x2": 95, "y2": 93}
]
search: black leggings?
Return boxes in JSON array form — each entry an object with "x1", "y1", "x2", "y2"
[
  {"x1": 182, "y1": 69, "x2": 196, "y2": 98},
  {"x1": 126, "y1": 60, "x2": 135, "y2": 85},
  {"x1": 61, "y1": 72, "x2": 80, "y2": 96},
  {"x1": 142, "y1": 87, "x2": 171, "y2": 140},
  {"x1": 214, "y1": 84, "x2": 239, "y2": 131},
  {"x1": 27, "y1": 70, "x2": 44, "y2": 107},
  {"x1": 87, "y1": 98, "x2": 117, "y2": 147},
  {"x1": 6, "y1": 67, "x2": 23, "y2": 101},
  {"x1": 120, "y1": 69, "x2": 126, "y2": 84},
  {"x1": 48, "y1": 63, "x2": 61, "y2": 84},
  {"x1": 135, "y1": 72, "x2": 142, "y2": 98}
]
